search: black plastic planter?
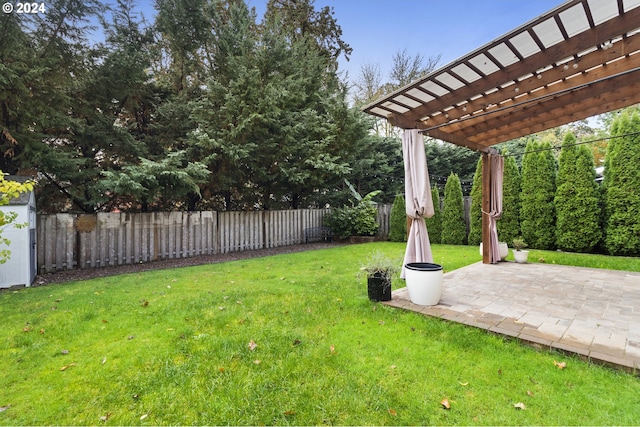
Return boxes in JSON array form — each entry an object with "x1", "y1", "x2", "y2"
[{"x1": 367, "y1": 273, "x2": 391, "y2": 302}]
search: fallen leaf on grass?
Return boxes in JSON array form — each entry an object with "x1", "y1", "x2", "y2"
[
  {"x1": 553, "y1": 360, "x2": 567, "y2": 369},
  {"x1": 0, "y1": 405, "x2": 11, "y2": 413},
  {"x1": 102, "y1": 356, "x2": 107, "y2": 365},
  {"x1": 248, "y1": 340, "x2": 258, "y2": 351},
  {"x1": 99, "y1": 413, "x2": 111, "y2": 421},
  {"x1": 39, "y1": 329, "x2": 45, "y2": 334},
  {"x1": 388, "y1": 408, "x2": 397, "y2": 416},
  {"x1": 253, "y1": 360, "x2": 261, "y2": 365},
  {"x1": 527, "y1": 390, "x2": 534, "y2": 397},
  {"x1": 513, "y1": 402, "x2": 526, "y2": 410},
  {"x1": 329, "y1": 344, "x2": 336, "y2": 355},
  {"x1": 218, "y1": 306, "x2": 226, "y2": 311},
  {"x1": 140, "y1": 413, "x2": 149, "y2": 420},
  {"x1": 458, "y1": 381, "x2": 469, "y2": 386},
  {"x1": 283, "y1": 410, "x2": 296, "y2": 416},
  {"x1": 60, "y1": 363, "x2": 76, "y2": 371},
  {"x1": 61, "y1": 349, "x2": 69, "y2": 355},
  {"x1": 141, "y1": 300, "x2": 149, "y2": 307},
  {"x1": 292, "y1": 339, "x2": 301, "y2": 346},
  {"x1": 440, "y1": 398, "x2": 451, "y2": 409}
]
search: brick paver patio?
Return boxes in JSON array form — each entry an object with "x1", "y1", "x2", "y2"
[{"x1": 384, "y1": 261, "x2": 640, "y2": 373}]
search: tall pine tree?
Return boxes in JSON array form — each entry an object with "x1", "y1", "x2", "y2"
[
  {"x1": 388, "y1": 194, "x2": 406, "y2": 242},
  {"x1": 425, "y1": 186, "x2": 443, "y2": 244},
  {"x1": 497, "y1": 150, "x2": 521, "y2": 246},
  {"x1": 520, "y1": 140, "x2": 556, "y2": 249},
  {"x1": 467, "y1": 157, "x2": 483, "y2": 246},
  {"x1": 554, "y1": 132, "x2": 602, "y2": 252},
  {"x1": 441, "y1": 173, "x2": 467, "y2": 245},
  {"x1": 603, "y1": 111, "x2": 640, "y2": 255}
]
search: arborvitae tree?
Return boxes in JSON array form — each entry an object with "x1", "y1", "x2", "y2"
[
  {"x1": 388, "y1": 194, "x2": 407, "y2": 242},
  {"x1": 441, "y1": 173, "x2": 467, "y2": 245},
  {"x1": 497, "y1": 150, "x2": 521, "y2": 246},
  {"x1": 554, "y1": 132, "x2": 602, "y2": 252},
  {"x1": 467, "y1": 157, "x2": 483, "y2": 246},
  {"x1": 425, "y1": 186, "x2": 443, "y2": 244},
  {"x1": 520, "y1": 140, "x2": 556, "y2": 249},
  {"x1": 603, "y1": 112, "x2": 640, "y2": 255}
]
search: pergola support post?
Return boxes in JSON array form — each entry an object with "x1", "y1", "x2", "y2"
[{"x1": 481, "y1": 152, "x2": 491, "y2": 264}]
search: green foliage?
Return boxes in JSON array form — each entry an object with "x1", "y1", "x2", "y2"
[
  {"x1": 467, "y1": 157, "x2": 483, "y2": 246},
  {"x1": 388, "y1": 194, "x2": 407, "y2": 242},
  {"x1": 603, "y1": 112, "x2": 640, "y2": 255},
  {"x1": 425, "y1": 186, "x2": 443, "y2": 244},
  {"x1": 424, "y1": 141, "x2": 479, "y2": 195},
  {"x1": 2, "y1": 0, "x2": 362, "y2": 213},
  {"x1": 512, "y1": 236, "x2": 528, "y2": 251},
  {"x1": 0, "y1": 173, "x2": 33, "y2": 264},
  {"x1": 520, "y1": 140, "x2": 557, "y2": 250},
  {"x1": 498, "y1": 151, "x2": 522, "y2": 246},
  {"x1": 554, "y1": 132, "x2": 602, "y2": 252},
  {"x1": 323, "y1": 192, "x2": 380, "y2": 239},
  {"x1": 360, "y1": 250, "x2": 400, "y2": 278},
  {"x1": 441, "y1": 173, "x2": 467, "y2": 245}
]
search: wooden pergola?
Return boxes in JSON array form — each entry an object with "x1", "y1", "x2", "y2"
[{"x1": 362, "y1": 0, "x2": 640, "y2": 263}]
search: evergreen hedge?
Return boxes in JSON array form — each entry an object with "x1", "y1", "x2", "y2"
[
  {"x1": 425, "y1": 186, "x2": 443, "y2": 244},
  {"x1": 604, "y1": 112, "x2": 640, "y2": 256},
  {"x1": 441, "y1": 173, "x2": 467, "y2": 245},
  {"x1": 554, "y1": 132, "x2": 602, "y2": 252},
  {"x1": 388, "y1": 194, "x2": 407, "y2": 242},
  {"x1": 498, "y1": 150, "x2": 521, "y2": 246},
  {"x1": 467, "y1": 157, "x2": 483, "y2": 246},
  {"x1": 520, "y1": 140, "x2": 556, "y2": 250}
]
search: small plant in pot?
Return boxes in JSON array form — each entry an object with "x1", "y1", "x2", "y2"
[
  {"x1": 512, "y1": 237, "x2": 529, "y2": 263},
  {"x1": 360, "y1": 251, "x2": 399, "y2": 302}
]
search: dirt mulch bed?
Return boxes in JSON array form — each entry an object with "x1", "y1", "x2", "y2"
[{"x1": 32, "y1": 242, "x2": 343, "y2": 287}]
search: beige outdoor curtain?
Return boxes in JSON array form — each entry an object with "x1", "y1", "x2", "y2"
[
  {"x1": 488, "y1": 154, "x2": 504, "y2": 264},
  {"x1": 401, "y1": 129, "x2": 435, "y2": 278}
]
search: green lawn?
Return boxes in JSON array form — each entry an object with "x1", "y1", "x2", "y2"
[{"x1": 1, "y1": 242, "x2": 639, "y2": 425}]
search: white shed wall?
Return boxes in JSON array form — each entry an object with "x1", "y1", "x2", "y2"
[{"x1": 0, "y1": 190, "x2": 36, "y2": 288}]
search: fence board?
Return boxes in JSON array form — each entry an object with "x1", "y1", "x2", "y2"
[{"x1": 36, "y1": 207, "x2": 390, "y2": 274}]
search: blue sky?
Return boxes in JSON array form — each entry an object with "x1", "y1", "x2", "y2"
[
  {"x1": 294, "y1": 0, "x2": 563, "y2": 82},
  {"x1": 128, "y1": 0, "x2": 564, "y2": 82}
]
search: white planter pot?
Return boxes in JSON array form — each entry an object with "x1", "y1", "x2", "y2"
[
  {"x1": 513, "y1": 250, "x2": 529, "y2": 263},
  {"x1": 404, "y1": 263, "x2": 444, "y2": 306},
  {"x1": 479, "y1": 242, "x2": 509, "y2": 261}
]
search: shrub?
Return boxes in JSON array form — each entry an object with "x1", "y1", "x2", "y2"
[
  {"x1": 441, "y1": 173, "x2": 467, "y2": 245},
  {"x1": 555, "y1": 132, "x2": 602, "y2": 252},
  {"x1": 520, "y1": 140, "x2": 556, "y2": 250},
  {"x1": 388, "y1": 194, "x2": 407, "y2": 242},
  {"x1": 324, "y1": 192, "x2": 380, "y2": 239},
  {"x1": 603, "y1": 112, "x2": 640, "y2": 256},
  {"x1": 498, "y1": 150, "x2": 522, "y2": 246},
  {"x1": 468, "y1": 157, "x2": 483, "y2": 246},
  {"x1": 425, "y1": 186, "x2": 443, "y2": 244}
]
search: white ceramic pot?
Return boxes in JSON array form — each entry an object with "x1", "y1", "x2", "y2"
[
  {"x1": 404, "y1": 263, "x2": 444, "y2": 306},
  {"x1": 513, "y1": 250, "x2": 529, "y2": 263},
  {"x1": 479, "y1": 242, "x2": 509, "y2": 261}
]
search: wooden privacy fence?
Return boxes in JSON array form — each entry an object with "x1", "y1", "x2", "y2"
[{"x1": 36, "y1": 206, "x2": 392, "y2": 274}]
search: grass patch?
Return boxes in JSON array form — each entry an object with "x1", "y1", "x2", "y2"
[{"x1": 1, "y1": 243, "x2": 639, "y2": 425}]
